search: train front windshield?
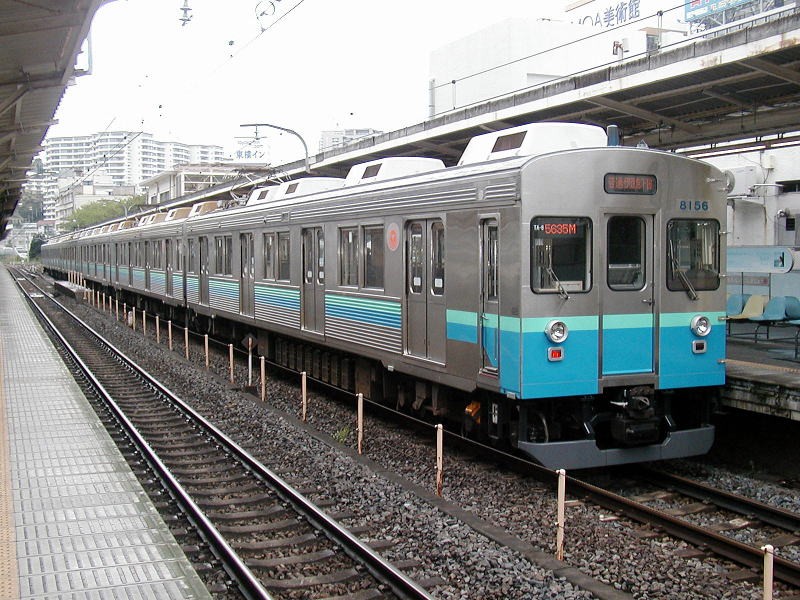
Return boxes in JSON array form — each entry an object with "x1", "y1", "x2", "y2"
[{"x1": 666, "y1": 219, "x2": 720, "y2": 293}]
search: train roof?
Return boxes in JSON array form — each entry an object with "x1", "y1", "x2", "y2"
[
  {"x1": 458, "y1": 122, "x2": 607, "y2": 166},
  {"x1": 246, "y1": 177, "x2": 344, "y2": 207},
  {"x1": 50, "y1": 122, "x2": 718, "y2": 241},
  {"x1": 343, "y1": 157, "x2": 446, "y2": 186}
]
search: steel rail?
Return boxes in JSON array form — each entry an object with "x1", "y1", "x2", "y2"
[
  {"x1": 566, "y1": 473, "x2": 800, "y2": 588},
  {"x1": 638, "y1": 466, "x2": 800, "y2": 533},
  {"x1": 23, "y1": 267, "x2": 799, "y2": 591},
  {"x1": 14, "y1": 270, "x2": 433, "y2": 600},
  {"x1": 344, "y1": 395, "x2": 800, "y2": 587},
  {"x1": 13, "y1": 273, "x2": 274, "y2": 600},
  {"x1": 213, "y1": 332, "x2": 800, "y2": 589}
]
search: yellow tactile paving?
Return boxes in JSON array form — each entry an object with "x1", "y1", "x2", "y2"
[
  {"x1": 0, "y1": 325, "x2": 20, "y2": 599},
  {"x1": 727, "y1": 358, "x2": 800, "y2": 375}
]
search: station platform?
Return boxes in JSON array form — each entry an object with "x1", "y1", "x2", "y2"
[
  {"x1": 0, "y1": 267, "x2": 210, "y2": 599},
  {"x1": 724, "y1": 325, "x2": 800, "y2": 422}
]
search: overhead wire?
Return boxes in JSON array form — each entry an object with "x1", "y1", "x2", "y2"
[{"x1": 50, "y1": 0, "x2": 310, "y2": 195}]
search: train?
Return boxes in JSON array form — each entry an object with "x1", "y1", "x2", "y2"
[{"x1": 42, "y1": 122, "x2": 729, "y2": 469}]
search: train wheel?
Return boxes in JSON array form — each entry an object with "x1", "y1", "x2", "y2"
[{"x1": 527, "y1": 411, "x2": 550, "y2": 443}]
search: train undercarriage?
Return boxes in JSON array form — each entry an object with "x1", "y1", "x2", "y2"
[{"x1": 63, "y1": 276, "x2": 716, "y2": 471}]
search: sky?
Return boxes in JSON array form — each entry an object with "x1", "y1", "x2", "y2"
[{"x1": 48, "y1": 0, "x2": 557, "y2": 164}]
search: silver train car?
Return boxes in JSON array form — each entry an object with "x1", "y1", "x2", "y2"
[{"x1": 43, "y1": 123, "x2": 729, "y2": 469}]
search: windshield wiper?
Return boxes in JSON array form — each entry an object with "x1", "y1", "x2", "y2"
[
  {"x1": 546, "y1": 266, "x2": 570, "y2": 300},
  {"x1": 667, "y1": 242, "x2": 698, "y2": 301}
]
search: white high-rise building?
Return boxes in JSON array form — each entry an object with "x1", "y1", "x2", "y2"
[
  {"x1": 42, "y1": 131, "x2": 227, "y2": 188},
  {"x1": 319, "y1": 129, "x2": 383, "y2": 152},
  {"x1": 31, "y1": 131, "x2": 228, "y2": 227}
]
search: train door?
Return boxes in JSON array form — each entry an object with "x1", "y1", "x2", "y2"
[
  {"x1": 240, "y1": 233, "x2": 254, "y2": 317},
  {"x1": 480, "y1": 218, "x2": 500, "y2": 373},
  {"x1": 405, "y1": 220, "x2": 446, "y2": 362},
  {"x1": 165, "y1": 239, "x2": 173, "y2": 296},
  {"x1": 601, "y1": 214, "x2": 655, "y2": 376},
  {"x1": 127, "y1": 242, "x2": 133, "y2": 286},
  {"x1": 114, "y1": 243, "x2": 120, "y2": 284},
  {"x1": 144, "y1": 241, "x2": 151, "y2": 290},
  {"x1": 302, "y1": 227, "x2": 325, "y2": 333},
  {"x1": 199, "y1": 236, "x2": 209, "y2": 305}
]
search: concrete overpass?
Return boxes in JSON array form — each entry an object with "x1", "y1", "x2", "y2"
[
  {"x1": 298, "y1": 6, "x2": 800, "y2": 178},
  {"x1": 6, "y1": 3, "x2": 800, "y2": 222}
]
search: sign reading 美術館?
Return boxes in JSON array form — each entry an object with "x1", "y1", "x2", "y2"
[{"x1": 564, "y1": 0, "x2": 762, "y2": 29}]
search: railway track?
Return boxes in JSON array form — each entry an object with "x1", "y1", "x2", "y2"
[
  {"x1": 571, "y1": 466, "x2": 800, "y2": 587},
  {"x1": 430, "y1": 426, "x2": 800, "y2": 589},
  {"x1": 17, "y1": 266, "x2": 800, "y2": 595},
  {"x1": 12, "y1": 268, "x2": 433, "y2": 600}
]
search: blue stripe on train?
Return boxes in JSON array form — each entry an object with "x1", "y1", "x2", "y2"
[
  {"x1": 659, "y1": 312, "x2": 726, "y2": 388},
  {"x1": 325, "y1": 295, "x2": 401, "y2": 329},
  {"x1": 446, "y1": 311, "x2": 724, "y2": 398}
]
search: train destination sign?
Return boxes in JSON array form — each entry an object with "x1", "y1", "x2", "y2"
[
  {"x1": 604, "y1": 173, "x2": 657, "y2": 195},
  {"x1": 532, "y1": 219, "x2": 586, "y2": 237}
]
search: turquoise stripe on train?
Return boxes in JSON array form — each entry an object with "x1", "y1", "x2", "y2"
[
  {"x1": 325, "y1": 295, "x2": 401, "y2": 329},
  {"x1": 446, "y1": 311, "x2": 600, "y2": 399},
  {"x1": 132, "y1": 267, "x2": 145, "y2": 289},
  {"x1": 519, "y1": 316, "x2": 600, "y2": 398},
  {"x1": 254, "y1": 285, "x2": 300, "y2": 310},
  {"x1": 150, "y1": 271, "x2": 166, "y2": 287},
  {"x1": 602, "y1": 313, "x2": 654, "y2": 375},
  {"x1": 445, "y1": 311, "x2": 725, "y2": 398},
  {"x1": 210, "y1": 278, "x2": 238, "y2": 298},
  {"x1": 659, "y1": 311, "x2": 726, "y2": 388},
  {"x1": 447, "y1": 310, "x2": 479, "y2": 344}
]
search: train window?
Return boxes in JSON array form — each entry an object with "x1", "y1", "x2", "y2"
[
  {"x1": 340, "y1": 227, "x2": 359, "y2": 287},
  {"x1": 530, "y1": 217, "x2": 592, "y2": 294},
  {"x1": 432, "y1": 221, "x2": 445, "y2": 296},
  {"x1": 486, "y1": 224, "x2": 498, "y2": 300},
  {"x1": 317, "y1": 232, "x2": 325, "y2": 284},
  {"x1": 492, "y1": 131, "x2": 526, "y2": 152},
  {"x1": 607, "y1": 216, "x2": 644, "y2": 290},
  {"x1": 277, "y1": 232, "x2": 291, "y2": 281},
  {"x1": 303, "y1": 230, "x2": 314, "y2": 284},
  {"x1": 364, "y1": 226, "x2": 384, "y2": 289},
  {"x1": 188, "y1": 239, "x2": 197, "y2": 273},
  {"x1": 408, "y1": 223, "x2": 423, "y2": 294},
  {"x1": 263, "y1": 233, "x2": 275, "y2": 280},
  {"x1": 667, "y1": 219, "x2": 720, "y2": 292},
  {"x1": 362, "y1": 164, "x2": 381, "y2": 179},
  {"x1": 152, "y1": 241, "x2": 163, "y2": 270},
  {"x1": 175, "y1": 239, "x2": 183, "y2": 270},
  {"x1": 165, "y1": 240, "x2": 172, "y2": 269},
  {"x1": 214, "y1": 235, "x2": 233, "y2": 275}
]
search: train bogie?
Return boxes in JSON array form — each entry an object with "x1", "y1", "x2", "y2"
[{"x1": 43, "y1": 122, "x2": 729, "y2": 470}]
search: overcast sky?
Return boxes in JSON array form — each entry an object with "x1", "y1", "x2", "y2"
[{"x1": 48, "y1": 0, "x2": 555, "y2": 163}]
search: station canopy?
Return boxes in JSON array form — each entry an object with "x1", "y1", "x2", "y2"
[{"x1": 0, "y1": 0, "x2": 104, "y2": 240}]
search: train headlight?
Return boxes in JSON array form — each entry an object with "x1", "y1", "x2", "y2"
[
  {"x1": 690, "y1": 315, "x2": 711, "y2": 337},
  {"x1": 545, "y1": 320, "x2": 569, "y2": 343}
]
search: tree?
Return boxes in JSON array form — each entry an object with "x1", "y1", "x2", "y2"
[
  {"x1": 29, "y1": 235, "x2": 45, "y2": 259},
  {"x1": 17, "y1": 188, "x2": 44, "y2": 222},
  {"x1": 63, "y1": 195, "x2": 145, "y2": 231}
]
